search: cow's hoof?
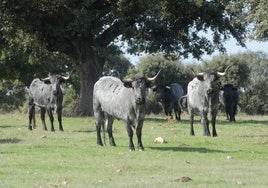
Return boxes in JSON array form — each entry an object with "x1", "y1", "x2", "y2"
[
  {"x1": 138, "y1": 147, "x2": 144, "y2": 151},
  {"x1": 28, "y1": 126, "x2": 33, "y2": 131},
  {"x1": 110, "y1": 143, "x2": 116, "y2": 147},
  {"x1": 97, "y1": 140, "x2": 103, "y2": 147},
  {"x1": 129, "y1": 147, "x2": 135, "y2": 152}
]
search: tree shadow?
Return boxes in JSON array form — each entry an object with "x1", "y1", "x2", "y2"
[
  {"x1": 0, "y1": 138, "x2": 22, "y2": 144},
  {"x1": 148, "y1": 145, "x2": 229, "y2": 153}
]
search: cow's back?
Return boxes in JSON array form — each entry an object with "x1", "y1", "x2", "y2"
[
  {"x1": 187, "y1": 78, "x2": 204, "y2": 109},
  {"x1": 93, "y1": 76, "x2": 134, "y2": 120},
  {"x1": 170, "y1": 83, "x2": 184, "y2": 101},
  {"x1": 29, "y1": 79, "x2": 52, "y2": 107}
]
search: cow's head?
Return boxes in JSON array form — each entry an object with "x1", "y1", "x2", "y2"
[
  {"x1": 193, "y1": 66, "x2": 230, "y2": 96},
  {"x1": 40, "y1": 74, "x2": 70, "y2": 96},
  {"x1": 123, "y1": 70, "x2": 161, "y2": 105},
  {"x1": 152, "y1": 84, "x2": 170, "y2": 103}
]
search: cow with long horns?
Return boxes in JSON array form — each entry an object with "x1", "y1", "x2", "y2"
[
  {"x1": 187, "y1": 66, "x2": 230, "y2": 137},
  {"x1": 28, "y1": 74, "x2": 70, "y2": 131},
  {"x1": 93, "y1": 70, "x2": 161, "y2": 151}
]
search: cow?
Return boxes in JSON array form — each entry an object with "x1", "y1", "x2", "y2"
[
  {"x1": 93, "y1": 70, "x2": 161, "y2": 151},
  {"x1": 187, "y1": 66, "x2": 230, "y2": 137},
  {"x1": 219, "y1": 83, "x2": 239, "y2": 122},
  {"x1": 153, "y1": 83, "x2": 184, "y2": 121},
  {"x1": 28, "y1": 74, "x2": 70, "y2": 131}
]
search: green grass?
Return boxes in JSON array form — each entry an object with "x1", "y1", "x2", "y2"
[{"x1": 0, "y1": 113, "x2": 268, "y2": 188}]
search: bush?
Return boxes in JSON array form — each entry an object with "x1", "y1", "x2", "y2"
[{"x1": 62, "y1": 85, "x2": 79, "y2": 116}]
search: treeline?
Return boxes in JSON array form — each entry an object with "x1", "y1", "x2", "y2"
[{"x1": 0, "y1": 51, "x2": 267, "y2": 115}]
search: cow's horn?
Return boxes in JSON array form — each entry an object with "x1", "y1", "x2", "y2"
[
  {"x1": 61, "y1": 75, "x2": 70, "y2": 80},
  {"x1": 191, "y1": 68, "x2": 203, "y2": 76},
  {"x1": 61, "y1": 70, "x2": 73, "y2": 80},
  {"x1": 123, "y1": 78, "x2": 133, "y2": 82},
  {"x1": 147, "y1": 69, "x2": 161, "y2": 81},
  {"x1": 41, "y1": 76, "x2": 51, "y2": 81},
  {"x1": 217, "y1": 65, "x2": 231, "y2": 77}
]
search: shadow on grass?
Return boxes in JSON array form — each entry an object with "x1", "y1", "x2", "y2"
[
  {"x1": 217, "y1": 119, "x2": 268, "y2": 126},
  {"x1": 148, "y1": 146, "x2": 228, "y2": 153},
  {"x1": 145, "y1": 117, "x2": 189, "y2": 124},
  {"x1": 72, "y1": 129, "x2": 96, "y2": 133},
  {"x1": 0, "y1": 138, "x2": 22, "y2": 144},
  {"x1": 0, "y1": 125, "x2": 17, "y2": 129}
]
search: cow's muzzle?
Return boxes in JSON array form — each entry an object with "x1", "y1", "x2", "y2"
[
  {"x1": 136, "y1": 98, "x2": 145, "y2": 105},
  {"x1": 207, "y1": 89, "x2": 214, "y2": 95},
  {"x1": 53, "y1": 90, "x2": 58, "y2": 96}
]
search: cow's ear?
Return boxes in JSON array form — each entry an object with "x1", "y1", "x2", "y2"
[
  {"x1": 151, "y1": 86, "x2": 157, "y2": 92},
  {"x1": 196, "y1": 75, "x2": 204, "y2": 81},
  {"x1": 123, "y1": 81, "x2": 132, "y2": 88},
  {"x1": 146, "y1": 81, "x2": 154, "y2": 88},
  {"x1": 60, "y1": 78, "x2": 66, "y2": 83}
]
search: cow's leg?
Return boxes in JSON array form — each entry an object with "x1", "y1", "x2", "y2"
[
  {"x1": 28, "y1": 102, "x2": 35, "y2": 130},
  {"x1": 189, "y1": 112, "x2": 195, "y2": 136},
  {"x1": 57, "y1": 107, "x2": 64, "y2": 131},
  {"x1": 201, "y1": 112, "x2": 210, "y2": 136},
  {"x1": 40, "y1": 108, "x2": 48, "y2": 131},
  {"x1": 32, "y1": 107, "x2": 36, "y2": 129},
  {"x1": 177, "y1": 107, "x2": 182, "y2": 121},
  {"x1": 95, "y1": 110, "x2": 104, "y2": 146},
  {"x1": 225, "y1": 106, "x2": 229, "y2": 120},
  {"x1": 107, "y1": 116, "x2": 116, "y2": 147},
  {"x1": 136, "y1": 121, "x2": 144, "y2": 151},
  {"x1": 47, "y1": 108, "x2": 55, "y2": 132},
  {"x1": 173, "y1": 103, "x2": 179, "y2": 121},
  {"x1": 125, "y1": 122, "x2": 135, "y2": 151},
  {"x1": 211, "y1": 112, "x2": 217, "y2": 137},
  {"x1": 233, "y1": 104, "x2": 237, "y2": 122}
]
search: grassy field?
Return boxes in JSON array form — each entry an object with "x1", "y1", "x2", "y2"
[{"x1": 0, "y1": 112, "x2": 267, "y2": 188}]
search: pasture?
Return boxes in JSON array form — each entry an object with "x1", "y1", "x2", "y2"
[{"x1": 0, "y1": 113, "x2": 267, "y2": 188}]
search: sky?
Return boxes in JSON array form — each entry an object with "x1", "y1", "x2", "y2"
[{"x1": 124, "y1": 38, "x2": 268, "y2": 65}]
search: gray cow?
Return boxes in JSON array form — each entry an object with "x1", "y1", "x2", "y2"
[
  {"x1": 219, "y1": 83, "x2": 239, "y2": 122},
  {"x1": 187, "y1": 66, "x2": 230, "y2": 137},
  {"x1": 28, "y1": 74, "x2": 70, "y2": 131},
  {"x1": 153, "y1": 83, "x2": 184, "y2": 121},
  {"x1": 93, "y1": 71, "x2": 160, "y2": 151}
]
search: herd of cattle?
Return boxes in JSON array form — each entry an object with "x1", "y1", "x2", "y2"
[{"x1": 27, "y1": 66, "x2": 239, "y2": 151}]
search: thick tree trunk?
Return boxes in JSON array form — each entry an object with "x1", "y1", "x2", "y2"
[{"x1": 76, "y1": 49, "x2": 104, "y2": 116}]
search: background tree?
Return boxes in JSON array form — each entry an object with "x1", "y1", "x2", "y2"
[
  {"x1": 246, "y1": 0, "x2": 268, "y2": 41},
  {"x1": 103, "y1": 54, "x2": 134, "y2": 79},
  {"x1": 0, "y1": 0, "x2": 250, "y2": 116},
  {"x1": 239, "y1": 52, "x2": 268, "y2": 114},
  {"x1": 202, "y1": 54, "x2": 250, "y2": 88},
  {"x1": 202, "y1": 52, "x2": 267, "y2": 115}
]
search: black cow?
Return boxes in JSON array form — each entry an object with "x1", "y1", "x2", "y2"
[
  {"x1": 219, "y1": 83, "x2": 239, "y2": 122},
  {"x1": 153, "y1": 83, "x2": 184, "y2": 121},
  {"x1": 28, "y1": 74, "x2": 70, "y2": 131}
]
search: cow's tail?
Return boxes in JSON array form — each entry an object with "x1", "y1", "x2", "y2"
[{"x1": 179, "y1": 95, "x2": 188, "y2": 111}]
